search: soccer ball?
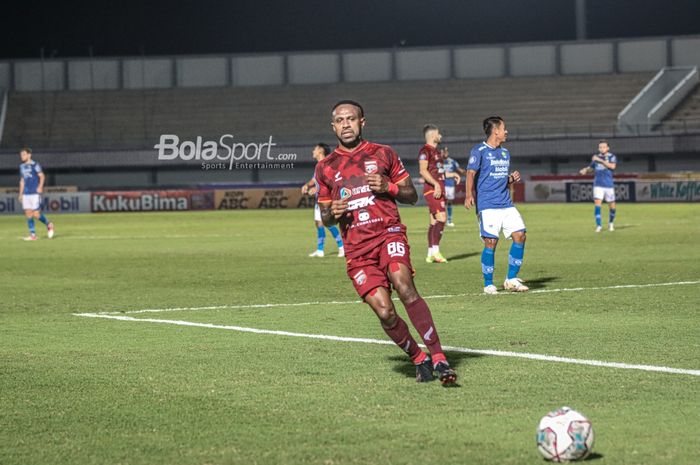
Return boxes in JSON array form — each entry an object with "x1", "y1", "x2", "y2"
[{"x1": 536, "y1": 407, "x2": 594, "y2": 462}]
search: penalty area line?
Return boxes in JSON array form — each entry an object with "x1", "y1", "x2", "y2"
[
  {"x1": 73, "y1": 312, "x2": 700, "y2": 377},
  {"x1": 93, "y1": 279, "x2": 700, "y2": 315}
]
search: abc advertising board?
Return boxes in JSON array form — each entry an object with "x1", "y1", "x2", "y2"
[
  {"x1": 565, "y1": 182, "x2": 636, "y2": 202},
  {"x1": 524, "y1": 181, "x2": 568, "y2": 202},
  {"x1": 0, "y1": 192, "x2": 91, "y2": 215},
  {"x1": 635, "y1": 181, "x2": 700, "y2": 202},
  {"x1": 214, "y1": 188, "x2": 314, "y2": 209},
  {"x1": 91, "y1": 190, "x2": 214, "y2": 212}
]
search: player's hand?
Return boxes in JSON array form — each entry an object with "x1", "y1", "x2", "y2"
[
  {"x1": 454, "y1": 174, "x2": 461, "y2": 185},
  {"x1": 579, "y1": 168, "x2": 588, "y2": 175},
  {"x1": 433, "y1": 184, "x2": 442, "y2": 199},
  {"x1": 366, "y1": 174, "x2": 388, "y2": 193},
  {"x1": 465, "y1": 195, "x2": 475, "y2": 209},
  {"x1": 331, "y1": 199, "x2": 349, "y2": 219},
  {"x1": 307, "y1": 186, "x2": 317, "y2": 196},
  {"x1": 592, "y1": 154, "x2": 602, "y2": 163},
  {"x1": 17, "y1": 194, "x2": 23, "y2": 202},
  {"x1": 301, "y1": 184, "x2": 309, "y2": 195},
  {"x1": 37, "y1": 186, "x2": 43, "y2": 194},
  {"x1": 510, "y1": 171, "x2": 521, "y2": 183}
]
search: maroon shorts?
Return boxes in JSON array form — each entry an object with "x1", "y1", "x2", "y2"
[
  {"x1": 424, "y1": 191, "x2": 446, "y2": 215},
  {"x1": 346, "y1": 234, "x2": 414, "y2": 298}
]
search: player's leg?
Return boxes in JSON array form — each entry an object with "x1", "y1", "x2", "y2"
[
  {"x1": 593, "y1": 187, "x2": 604, "y2": 232},
  {"x1": 23, "y1": 209, "x2": 37, "y2": 240},
  {"x1": 426, "y1": 213, "x2": 437, "y2": 262},
  {"x1": 309, "y1": 206, "x2": 325, "y2": 257},
  {"x1": 479, "y1": 210, "x2": 500, "y2": 294},
  {"x1": 445, "y1": 186, "x2": 455, "y2": 226},
  {"x1": 36, "y1": 209, "x2": 53, "y2": 238},
  {"x1": 326, "y1": 224, "x2": 344, "y2": 257},
  {"x1": 386, "y1": 262, "x2": 457, "y2": 385},
  {"x1": 432, "y1": 210, "x2": 447, "y2": 260},
  {"x1": 363, "y1": 286, "x2": 433, "y2": 382},
  {"x1": 503, "y1": 208, "x2": 528, "y2": 292},
  {"x1": 607, "y1": 188, "x2": 617, "y2": 231}
]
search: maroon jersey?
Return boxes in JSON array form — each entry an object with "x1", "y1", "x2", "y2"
[
  {"x1": 315, "y1": 140, "x2": 411, "y2": 260},
  {"x1": 418, "y1": 144, "x2": 444, "y2": 195}
]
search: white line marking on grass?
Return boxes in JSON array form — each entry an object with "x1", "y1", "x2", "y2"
[
  {"x1": 95, "y1": 280, "x2": 700, "y2": 315},
  {"x1": 73, "y1": 312, "x2": 700, "y2": 377}
]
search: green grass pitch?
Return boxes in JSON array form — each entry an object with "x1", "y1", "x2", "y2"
[{"x1": 1, "y1": 203, "x2": 699, "y2": 465}]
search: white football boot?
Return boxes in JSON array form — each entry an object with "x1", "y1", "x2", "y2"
[{"x1": 504, "y1": 278, "x2": 529, "y2": 292}]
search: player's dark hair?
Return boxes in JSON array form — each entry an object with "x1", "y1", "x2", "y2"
[
  {"x1": 19, "y1": 147, "x2": 32, "y2": 155},
  {"x1": 483, "y1": 116, "x2": 504, "y2": 137},
  {"x1": 331, "y1": 100, "x2": 364, "y2": 117},
  {"x1": 316, "y1": 143, "x2": 331, "y2": 155},
  {"x1": 423, "y1": 124, "x2": 438, "y2": 136},
  {"x1": 599, "y1": 139, "x2": 609, "y2": 145}
]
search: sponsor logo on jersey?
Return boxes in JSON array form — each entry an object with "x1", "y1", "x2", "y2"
[
  {"x1": 364, "y1": 160, "x2": 378, "y2": 174},
  {"x1": 469, "y1": 156, "x2": 476, "y2": 164},
  {"x1": 347, "y1": 195, "x2": 375, "y2": 211},
  {"x1": 334, "y1": 172, "x2": 343, "y2": 182},
  {"x1": 358, "y1": 209, "x2": 370, "y2": 222},
  {"x1": 340, "y1": 187, "x2": 352, "y2": 199}
]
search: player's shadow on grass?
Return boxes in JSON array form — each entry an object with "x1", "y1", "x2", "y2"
[
  {"x1": 387, "y1": 351, "x2": 481, "y2": 386},
  {"x1": 446, "y1": 252, "x2": 480, "y2": 261},
  {"x1": 524, "y1": 276, "x2": 559, "y2": 290},
  {"x1": 584, "y1": 453, "x2": 604, "y2": 461}
]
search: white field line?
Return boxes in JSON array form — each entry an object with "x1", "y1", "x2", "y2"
[
  {"x1": 73, "y1": 312, "x2": 700, "y2": 377},
  {"x1": 93, "y1": 280, "x2": 700, "y2": 315}
]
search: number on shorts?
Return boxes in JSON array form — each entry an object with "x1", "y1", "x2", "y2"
[{"x1": 387, "y1": 241, "x2": 406, "y2": 257}]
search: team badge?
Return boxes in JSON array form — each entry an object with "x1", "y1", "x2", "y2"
[
  {"x1": 340, "y1": 187, "x2": 352, "y2": 199},
  {"x1": 353, "y1": 269, "x2": 367, "y2": 285},
  {"x1": 364, "y1": 160, "x2": 378, "y2": 174}
]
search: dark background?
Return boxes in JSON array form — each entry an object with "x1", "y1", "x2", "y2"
[{"x1": 3, "y1": 0, "x2": 700, "y2": 59}]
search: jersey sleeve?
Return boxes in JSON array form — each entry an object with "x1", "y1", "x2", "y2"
[
  {"x1": 609, "y1": 154, "x2": 617, "y2": 166},
  {"x1": 388, "y1": 148, "x2": 410, "y2": 184},
  {"x1": 467, "y1": 147, "x2": 481, "y2": 171},
  {"x1": 34, "y1": 162, "x2": 43, "y2": 173},
  {"x1": 314, "y1": 163, "x2": 332, "y2": 204},
  {"x1": 418, "y1": 150, "x2": 428, "y2": 163}
]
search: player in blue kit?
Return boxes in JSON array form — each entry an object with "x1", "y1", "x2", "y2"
[
  {"x1": 18, "y1": 147, "x2": 54, "y2": 241},
  {"x1": 465, "y1": 117, "x2": 527, "y2": 294},
  {"x1": 301, "y1": 143, "x2": 344, "y2": 257},
  {"x1": 579, "y1": 140, "x2": 617, "y2": 232},
  {"x1": 441, "y1": 146, "x2": 465, "y2": 227}
]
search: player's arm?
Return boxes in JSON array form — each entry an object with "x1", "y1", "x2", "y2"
[
  {"x1": 418, "y1": 159, "x2": 442, "y2": 198},
  {"x1": 464, "y1": 169, "x2": 477, "y2": 209},
  {"x1": 597, "y1": 158, "x2": 616, "y2": 170},
  {"x1": 366, "y1": 173, "x2": 418, "y2": 205},
  {"x1": 445, "y1": 171, "x2": 461, "y2": 184},
  {"x1": 300, "y1": 178, "x2": 313, "y2": 194},
  {"x1": 37, "y1": 171, "x2": 45, "y2": 194},
  {"x1": 18, "y1": 178, "x2": 24, "y2": 200}
]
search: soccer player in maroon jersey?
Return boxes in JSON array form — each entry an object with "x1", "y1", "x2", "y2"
[
  {"x1": 418, "y1": 125, "x2": 448, "y2": 263},
  {"x1": 315, "y1": 100, "x2": 457, "y2": 385}
]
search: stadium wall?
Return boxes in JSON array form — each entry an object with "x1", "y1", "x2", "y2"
[
  {"x1": 2, "y1": 35, "x2": 700, "y2": 91},
  {"x1": 1, "y1": 178, "x2": 698, "y2": 216}
]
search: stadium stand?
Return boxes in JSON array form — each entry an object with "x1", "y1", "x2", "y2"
[
  {"x1": 666, "y1": 83, "x2": 700, "y2": 121},
  {"x1": 1, "y1": 73, "x2": 654, "y2": 150}
]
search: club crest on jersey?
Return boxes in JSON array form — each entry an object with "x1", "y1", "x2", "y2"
[
  {"x1": 364, "y1": 160, "x2": 378, "y2": 174},
  {"x1": 339, "y1": 187, "x2": 352, "y2": 199},
  {"x1": 353, "y1": 269, "x2": 367, "y2": 285},
  {"x1": 501, "y1": 150, "x2": 507, "y2": 158}
]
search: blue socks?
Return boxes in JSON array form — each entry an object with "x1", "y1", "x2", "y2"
[
  {"x1": 27, "y1": 218, "x2": 36, "y2": 235},
  {"x1": 316, "y1": 226, "x2": 326, "y2": 251},
  {"x1": 447, "y1": 203, "x2": 453, "y2": 223},
  {"x1": 328, "y1": 225, "x2": 343, "y2": 248},
  {"x1": 38, "y1": 213, "x2": 49, "y2": 225},
  {"x1": 609, "y1": 208, "x2": 616, "y2": 224},
  {"x1": 594, "y1": 205, "x2": 602, "y2": 227},
  {"x1": 507, "y1": 242, "x2": 525, "y2": 279},
  {"x1": 481, "y1": 247, "x2": 495, "y2": 286}
]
